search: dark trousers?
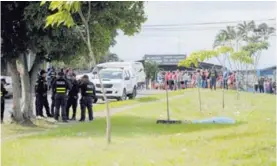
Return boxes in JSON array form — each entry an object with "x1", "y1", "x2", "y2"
[
  {"x1": 80, "y1": 96, "x2": 93, "y2": 121},
  {"x1": 1, "y1": 100, "x2": 4, "y2": 122},
  {"x1": 210, "y1": 77, "x2": 216, "y2": 90},
  {"x1": 66, "y1": 96, "x2": 78, "y2": 119},
  {"x1": 54, "y1": 94, "x2": 67, "y2": 120},
  {"x1": 254, "y1": 85, "x2": 259, "y2": 92},
  {"x1": 184, "y1": 80, "x2": 188, "y2": 89},
  {"x1": 35, "y1": 94, "x2": 51, "y2": 117},
  {"x1": 51, "y1": 95, "x2": 55, "y2": 116},
  {"x1": 224, "y1": 80, "x2": 228, "y2": 90},
  {"x1": 259, "y1": 85, "x2": 264, "y2": 93}
]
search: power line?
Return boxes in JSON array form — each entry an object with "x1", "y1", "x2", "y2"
[
  {"x1": 142, "y1": 18, "x2": 276, "y2": 28},
  {"x1": 140, "y1": 24, "x2": 276, "y2": 32}
]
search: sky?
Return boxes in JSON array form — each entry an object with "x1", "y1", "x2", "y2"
[{"x1": 110, "y1": 1, "x2": 276, "y2": 69}]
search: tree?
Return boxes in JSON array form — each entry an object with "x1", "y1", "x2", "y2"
[
  {"x1": 144, "y1": 60, "x2": 159, "y2": 89},
  {"x1": 42, "y1": 1, "x2": 146, "y2": 144},
  {"x1": 230, "y1": 50, "x2": 253, "y2": 99},
  {"x1": 1, "y1": 1, "x2": 30, "y2": 123},
  {"x1": 1, "y1": 1, "x2": 84, "y2": 124},
  {"x1": 179, "y1": 46, "x2": 233, "y2": 111},
  {"x1": 237, "y1": 21, "x2": 274, "y2": 92},
  {"x1": 98, "y1": 53, "x2": 121, "y2": 63}
]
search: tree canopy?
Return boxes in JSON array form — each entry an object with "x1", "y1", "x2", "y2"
[
  {"x1": 40, "y1": 1, "x2": 146, "y2": 66},
  {"x1": 144, "y1": 61, "x2": 159, "y2": 81}
]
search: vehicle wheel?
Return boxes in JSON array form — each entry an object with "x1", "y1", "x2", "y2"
[
  {"x1": 117, "y1": 89, "x2": 127, "y2": 101},
  {"x1": 93, "y1": 98, "x2": 98, "y2": 103},
  {"x1": 128, "y1": 87, "x2": 137, "y2": 99}
]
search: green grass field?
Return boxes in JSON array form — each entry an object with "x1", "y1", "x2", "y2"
[
  {"x1": 1, "y1": 89, "x2": 276, "y2": 166},
  {"x1": 93, "y1": 90, "x2": 185, "y2": 112}
]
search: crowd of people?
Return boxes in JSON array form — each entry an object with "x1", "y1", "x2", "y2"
[
  {"x1": 153, "y1": 68, "x2": 276, "y2": 94},
  {"x1": 254, "y1": 76, "x2": 276, "y2": 94}
]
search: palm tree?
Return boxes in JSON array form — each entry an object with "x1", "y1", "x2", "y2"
[
  {"x1": 237, "y1": 21, "x2": 256, "y2": 42},
  {"x1": 257, "y1": 23, "x2": 276, "y2": 41},
  {"x1": 213, "y1": 25, "x2": 244, "y2": 109},
  {"x1": 238, "y1": 21, "x2": 275, "y2": 93}
]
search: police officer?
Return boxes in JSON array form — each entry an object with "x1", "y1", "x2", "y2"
[
  {"x1": 79, "y1": 75, "x2": 95, "y2": 122},
  {"x1": 52, "y1": 72, "x2": 71, "y2": 122},
  {"x1": 1, "y1": 79, "x2": 8, "y2": 123},
  {"x1": 50, "y1": 73, "x2": 57, "y2": 116},
  {"x1": 66, "y1": 73, "x2": 79, "y2": 120},
  {"x1": 35, "y1": 70, "x2": 52, "y2": 118}
]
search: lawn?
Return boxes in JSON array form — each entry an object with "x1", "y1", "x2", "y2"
[
  {"x1": 1, "y1": 89, "x2": 276, "y2": 166},
  {"x1": 93, "y1": 90, "x2": 185, "y2": 112}
]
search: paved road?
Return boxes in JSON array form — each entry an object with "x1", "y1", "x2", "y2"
[{"x1": 3, "y1": 89, "x2": 165, "y2": 121}]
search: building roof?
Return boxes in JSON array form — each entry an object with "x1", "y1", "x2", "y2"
[
  {"x1": 144, "y1": 54, "x2": 186, "y2": 66},
  {"x1": 260, "y1": 65, "x2": 276, "y2": 71}
]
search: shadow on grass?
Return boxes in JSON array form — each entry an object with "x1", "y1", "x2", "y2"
[
  {"x1": 30, "y1": 115, "x2": 245, "y2": 139},
  {"x1": 1, "y1": 119, "x2": 57, "y2": 138}
]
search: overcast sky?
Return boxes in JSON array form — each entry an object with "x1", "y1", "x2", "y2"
[{"x1": 110, "y1": 1, "x2": 276, "y2": 69}]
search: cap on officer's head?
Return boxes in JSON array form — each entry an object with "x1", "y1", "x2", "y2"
[
  {"x1": 1, "y1": 78, "x2": 6, "y2": 84},
  {"x1": 83, "y1": 75, "x2": 89, "y2": 79},
  {"x1": 58, "y1": 72, "x2": 64, "y2": 77},
  {"x1": 40, "y1": 69, "x2": 46, "y2": 76}
]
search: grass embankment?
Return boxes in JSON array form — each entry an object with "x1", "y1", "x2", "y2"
[{"x1": 1, "y1": 89, "x2": 276, "y2": 166}]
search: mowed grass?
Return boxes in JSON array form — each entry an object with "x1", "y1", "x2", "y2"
[
  {"x1": 1, "y1": 89, "x2": 276, "y2": 166},
  {"x1": 1, "y1": 90, "x2": 183, "y2": 138},
  {"x1": 93, "y1": 90, "x2": 185, "y2": 112}
]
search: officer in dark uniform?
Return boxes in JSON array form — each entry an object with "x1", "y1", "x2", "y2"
[
  {"x1": 52, "y1": 72, "x2": 71, "y2": 122},
  {"x1": 35, "y1": 70, "x2": 52, "y2": 117},
  {"x1": 65, "y1": 73, "x2": 79, "y2": 120},
  {"x1": 50, "y1": 73, "x2": 57, "y2": 116},
  {"x1": 79, "y1": 75, "x2": 95, "y2": 122},
  {"x1": 1, "y1": 79, "x2": 8, "y2": 123}
]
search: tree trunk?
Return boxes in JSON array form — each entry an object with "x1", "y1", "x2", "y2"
[
  {"x1": 19, "y1": 54, "x2": 33, "y2": 119},
  {"x1": 90, "y1": 51, "x2": 111, "y2": 144},
  {"x1": 235, "y1": 41, "x2": 240, "y2": 100},
  {"x1": 222, "y1": 55, "x2": 227, "y2": 110},
  {"x1": 236, "y1": 71, "x2": 240, "y2": 100},
  {"x1": 7, "y1": 58, "x2": 23, "y2": 123},
  {"x1": 29, "y1": 55, "x2": 42, "y2": 117},
  {"x1": 197, "y1": 87, "x2": 202, "y2": 112},
  {"x1": 78, "y1": 8, "x2": 111, "y2": 143}
]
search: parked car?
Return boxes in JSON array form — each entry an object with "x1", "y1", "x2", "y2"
[
  {"x1": 0, "y1": 76, "x2": 13, "y2": 99},
  {"x1": 92, "y1": 67, "x2": 137, "y2": 102},
  {"x1": 76, "y1": 73, "x2": 94, "y2": 82},
  {"x1": 92, "y1": 61, "x2": 146, "y2": 87}
]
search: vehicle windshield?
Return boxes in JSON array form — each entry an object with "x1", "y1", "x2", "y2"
[{"x1": 99, "y1": 70, "x2": 123, "y2": 79}]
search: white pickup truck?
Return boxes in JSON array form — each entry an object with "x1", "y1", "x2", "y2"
[{"x1": 92, "y1": 67, "x2": 137, "y2": 102}]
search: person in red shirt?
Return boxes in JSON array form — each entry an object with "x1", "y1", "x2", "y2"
[
  {"x1": 168, "y1": 72, "x2": 173, "y2": 90},
  {"x1": 165, "y1": 72, "x2": 170, "y2": 90}
]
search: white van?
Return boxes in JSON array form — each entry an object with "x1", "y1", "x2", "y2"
[
  {"x1": 92, "y1": 67, "x2": 137, "y2": 101},
  {"x1": 92, "y1": 62, "x2": 146, "y2": 86}
]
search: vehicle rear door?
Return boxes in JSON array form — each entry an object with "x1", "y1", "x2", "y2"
[{"x1": 124, "y1": 70, "x2": 132, "y2": 93}]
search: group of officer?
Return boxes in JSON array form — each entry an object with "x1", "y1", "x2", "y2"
[{"x1": 35, "y1": 68, "x2": 96, "y2": 123}]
